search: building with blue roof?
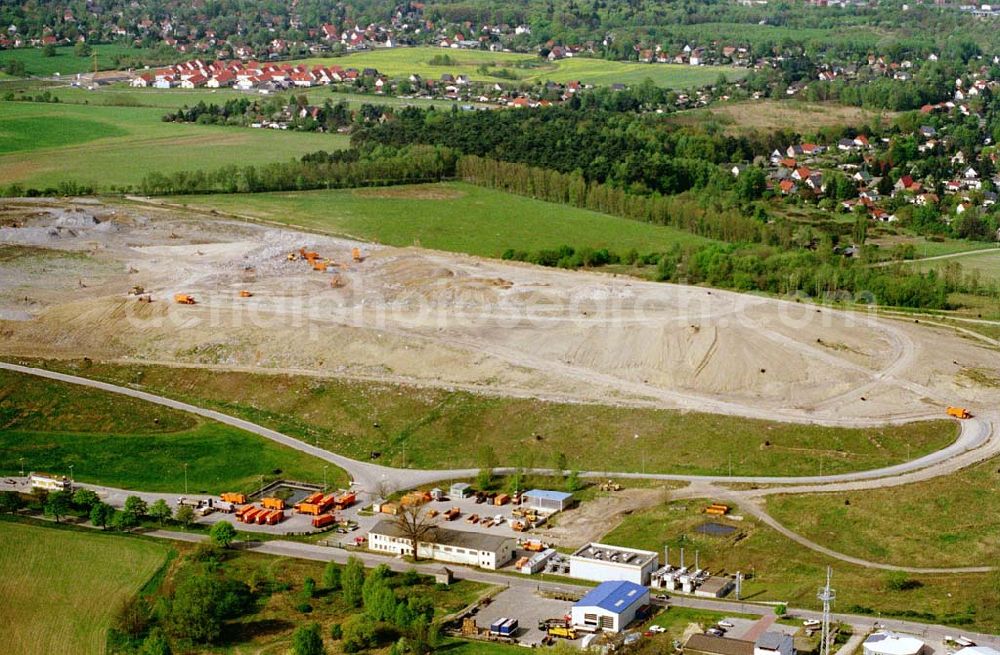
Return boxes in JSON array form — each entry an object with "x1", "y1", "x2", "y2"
[
  {"x1": 571, "y1": 580, "x2": 650, "y2": 632},
  {"x1": 522, "y1": 489, "x2": 574, "y2": 513}
]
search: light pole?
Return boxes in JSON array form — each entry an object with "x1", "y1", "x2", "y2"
[
  {"x1": 259, "y1": 474, "x2": 264, "y2": 497},
  {"x1": 19, "y1": 457, "x2": 25, "y2": 477},
  {"x1": 183, "y1": 463, "x2": 188, "y2": 494},
  {"x1": 69, "y1": 464, "x2": 74, "y2": 484},
  {"x1": 323, "y1": 465, "x2": 328, "y2": 491}
]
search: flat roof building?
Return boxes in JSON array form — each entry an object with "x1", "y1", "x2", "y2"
[
  {"x1": 28, "y1": 472, "x2": 70, "y2": 492},
  {"x1": 570, "y1": 580, "x2": 649, "y2": 633},
  {"x1": 569, "y1": 542, "x2": 659, "y2": 585},
  {"x1": 368, "y1": 519, "x2": 514, "y2": 570},
  {"x1": 863, "y1": 633, "x2": 925, "y2": 655},
  {"x1": 522, "y1": 489, "x2": 573, "y2": 513},
  {"x1": 695, "y1": 575, "x2": 735, "y2": 598}
]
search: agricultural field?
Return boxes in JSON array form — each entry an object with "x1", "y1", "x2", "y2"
[
  {"x1": 30, "y1": 359, "x2": 958, "y2": 478},
  {"x1": 299, "y1": 47, "x2": 747, "y2": 88},
  {"x1": 0, "y1": 369, "x2": 348, "y2": 492},
  {"x1": 766, "y1": 455, "x2": 1000, "y2": 568},
  {"x1": 667, "y1": 100, "x2": 897, "y2": 135},
  {"x1": 0, "y1": 100, "x2": 348, "y2": 189},
  {"x1": 166, "y1": 182, "x2": 714, "y2": 258},
  {"x1": 3, "y1": 79, "x2": 481, "y2": 111},
  {"x1": 600, "y1": 498, "x2": 1000, "y2": 631},
  {"x1": 0, "y1": 44, "x2": 173, "y2": 77},
  {"x1": 0, "y1": 521, "x2": 168, "y2": 655}
]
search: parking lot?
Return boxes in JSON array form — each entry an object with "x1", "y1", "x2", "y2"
[{"x1": 473, "y1": 586, "x2": 575, "y2": 645}]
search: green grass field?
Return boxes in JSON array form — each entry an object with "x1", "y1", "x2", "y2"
[
  {"x1": 28, "y1": 359, "x2": 958, "y2": 478},
  {"x1": 600, "y1": 498, "x2": 1000, "y2": 631},
  {"x1": 167, "y1": 182, "x2": 714, "y2": 258},
  {"x1": 766, "y1": 456, "x2": 1000, "y2": 568},
  {"x1": 913, "y1": 249, "x2": 1000, "y2": 284},
  {"x1": 0, "y1": 369, "x2": 348, "y2": 492},
  {"x1": 0, "y1": 521, "x2": 168, "y2": 655},
  {"x1": 0, "y1": 100, "x2": 348, "y2": 189},
  {"x1": 0, "y1": 44, "x2": 170, "y2": 77},
  {"x1": 299, "y1": 47, "x2": 747, "y2": 88}
]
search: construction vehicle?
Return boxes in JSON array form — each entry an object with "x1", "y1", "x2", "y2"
[
  {"x1": 330, "y1": 273, "x2": 345, "y2": 288},
  {"x1": 287, "y1": 252, "x2": 298, "y2": 261},
  {"x1": 261, "y1": 497, "x2": 285, "y2": 511},
  {"x1": 427, "y1": 509, "x2": 439, "y2": 518},
  {"x1": 599, "y1": 479, "x2": 622, "y2": 492},
  {"x1": 128, "y1": 285, "x2": 145, "y2": 296},
  {"x1": 221, "y1": 492, "x2": 247, "y2": 504},
  {"x1": 173, "y1": 293, "x2": 196, "y2": 304},
  {"x1": 312, "y1": 261, "x2": 328, "y2": 272},
  {"x1": 548, "y1": 625, "x2": 577, "y2": 640},
  {"x1": 494, "y1": 493, "x2": 510, "y2": 506},
  {"x1": 443, "y1": 507, "x2": 461, "y2": 521},
  {"x1": 296, "y1": 493, "x2": 337, "y2": 515},
  {"x1": 401, "y1": 491, "x2": 431, "y2": 507},
  {"x1": 235, "y1": 505, "x2": 255, "y2": 521},
  {"x1": 239, "y1": 290, "x2": 253, "y2": 298},
  {"x1": 333, "y1": 492, "x2": 356, "y2": 510},
  {"x1": 705, "y1": 503, "x2": 730, "y2": 516},
  {"x1": 510, "y1": 520, "x2": 526, "y2": 532},
  {"x1": 947, "y1": 406, "x2": 972, "y2": 419},
  {"x1": 352, "y1": 247, "x2": 362, "y2": 262},
  {"x1": 523, "y1": 540, "x2": 547, "y2": 552}
]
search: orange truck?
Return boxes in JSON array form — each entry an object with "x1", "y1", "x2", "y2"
[
  {"x1": 264, "y1": 510, "x2": 284, "y2": 525},
  {"x1": 444, "y1": 507, "x2": 461, "y2": 521},
  {"x1": 173, "y1": 293, "x2": 196, "y2": 304},
  {"x1": 312, "y1": 514, "x2": 337, "y2": 529},
  {"x1": 947, "y1": 406, "x2": 972, "y2": 419},
  {"x1": 240, "y1": 507, "x2": 262, "y2": 523},
  {"x1": 334, "y1": 492, "x2": 356, "y2": 510},
  {"x1": 239, "y1": 290, "x2": 253, "y2": 298},
  {"x1": 352, "y1": 247, "x2": 362, "y2": 262},
  {"x1": 221, "y1": 492, "x2": 247, "y2": 504},
  {"x1": 261, "y1": 497, "x2": 285, "y2": 511}
]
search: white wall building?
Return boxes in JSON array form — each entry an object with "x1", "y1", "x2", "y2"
[
  {"x1": 28, "y1": 473, "x2": 70, "y2": 492},
  {"x1": 569, "y1": 543, "x2": 658, "y2": 585},
  {"x1": 863, "y1": 633, "x2": 925, "y2": 655},
  {"x1": 368, "y1": 519, "x2": 514, "y2": 570},
  {"x1": 570, "y1": 580, "x2": 649, "y2": 632}
]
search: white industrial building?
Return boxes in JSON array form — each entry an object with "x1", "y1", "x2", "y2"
[
  {"x1": 569, "y1": 542, "x2": 659, "y2": 585},
  {"x1": 863, "y1": 632, "x2": 925, "y2": 655},
  {"x1": 367, "y1": 519, "x2": 514, "y2": 570},
  {"x1": 570, "y1": 580, "x2": 649, "y2": 632},
  {"x1": 522, "y1": 489, "x2": 573, "y2": 513}
]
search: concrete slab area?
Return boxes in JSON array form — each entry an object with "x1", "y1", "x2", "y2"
[{"x1": 473, "y1": 586, "x2": 574, "y2": 645}]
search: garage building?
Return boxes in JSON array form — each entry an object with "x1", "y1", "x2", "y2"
[
  {"x1": 570, "y1": 580, "x2": 649, "y2": 633},
  {"x1": 569, "y1": 542, "x2": 659, "y2": 585},
  {"x1": 863, "y1": 632, "x2": 925, "y2": 655},
  {"x1": 368, "y1": 519, "x2": 514, "y2": 570},
  {"x1": 522, "y1": 489, "x2": 573, "y2": 513}
]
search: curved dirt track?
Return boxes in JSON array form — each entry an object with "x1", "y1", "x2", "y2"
[{"x1": 3, "y1": 360, "x2": 997, "y2": 574}]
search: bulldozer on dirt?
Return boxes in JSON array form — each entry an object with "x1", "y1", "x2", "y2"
[
  {"x1": 128, "y1": 285, "x2": 145, "y2": 296},
  {"x1": 599, "y1": 479, "x2": 622, "y2": 492},
  {"x1": 239, "y1": 290, "x2": 253, "y2": 298},
  {"x1": 173, "y1": 293, "x2": 196, "y2": 305}
]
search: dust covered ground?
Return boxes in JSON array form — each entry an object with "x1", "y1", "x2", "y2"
[{"x1": 1, "y1": 197, "x2": 998, "y2": 427}]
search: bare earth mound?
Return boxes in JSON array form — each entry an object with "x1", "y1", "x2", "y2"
[{"x1": 1, "y1": 198, "x2": 998, "y2": 427}]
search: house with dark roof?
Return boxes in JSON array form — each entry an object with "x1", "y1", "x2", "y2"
[{"x1": 685, "y1": 634, "x2": 756, "y2": 655}]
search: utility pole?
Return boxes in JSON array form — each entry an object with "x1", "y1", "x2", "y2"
[
  {"x1": 69, "y1": 464, "x2": 74, "y2": 484},
  {"x1": 183, "y1": 463, "x2": 188, "y2": 494},
  {"x1": 323, "y1": 465, "x2": 328, "y2": 491},
  {"x1": 818, "y1": 567, "x2": 836, "y2": 655},
  {"x1": 19, "y1": 457, "x2": 25, "y2": 477},
  {"x1": 259, "y1": 474, "x2": 264, "y2": 497}
]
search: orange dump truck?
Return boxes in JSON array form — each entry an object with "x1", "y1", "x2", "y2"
[
  {"x1": 240, "y1": 507, "x2": 262, "y2": 523},
  {"x1": 400, "y1": 491, "x2": 430, "y2": 507},
  {"x1": 265, "y1": 510, "x2": 284, "y2": 525},
  {"x1": 334, "y1": 492, "x2": 356, "y2": 510},
  {"x1": 235, "y1": 505, "x2": 255, "y2": 521},
  {"x1": 221, "y1": 492, "x2": 247, "y2": 504},
  {"x1": 443, "y1": 507, "x2": 461, "y2": 521},
  {"x1": 173, "y1": 293, "x2": 196, "y2": 304},
  {"x1": 295, "y1": 492, "x2": 324, "y2": 513},
  {"x1": 297, "y1": 494, "x2": 336, "y2": 515},
  {"x1": 705, "y1": 503, "x2": 730, "y2": 516},
  {"x1": 239, "y1": 290, "x2": 253, "y2": 298},
  {"x1": 261, "y1": 497, "x2": 285, "y2": 511},
  {"x1": 312, "y1": 514, "x2": 337, "y2": 529},
  {"x1": 352, "y1": 247, "x2": 362, "y2": 262},
  {"x1": 494, "y1": 493, "x2": 511, "y2": 506},
  {"x1": 947, "y1": 406, "x2": 972, "y2": 419}
]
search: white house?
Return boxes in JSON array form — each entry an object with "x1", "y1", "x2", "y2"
[
  {"x1": 570, "y1": 580, "x2": 649, "y2": 633},
  {"x1": 367, "y1": 519, "x2": 514, "y2": 570},
  {"x1": 29, "y1": 472, "x2": 70, "y2": 492}
]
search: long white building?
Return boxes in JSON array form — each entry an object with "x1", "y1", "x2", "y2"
[
  {"x1": 367, "y1": 519, "x2": 514, "y2": 570},
  {"x1": 569, "y1": 542, "x2": 659, "y2": 585}
]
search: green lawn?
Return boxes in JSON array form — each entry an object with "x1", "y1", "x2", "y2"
[
  {"x1": 167, "y1": 182, "x2": 714, "y2": 258},
  {"x1": 0, "y1": 100, "x2": 348, "y2": 189},
  {"x1": 27, "y1": 359, "x2": 958, "y2": 478},
  {"x1": 298, "y1": 47, "x2": 747, "y2": 88},
  {"x1": 0, "y1": 368, "x2": 348, "y2": 492},
  {"x1": 766, "y1": 456, "x2": 1000, "y2": 568},
  {"x1": 0, "y1": 44, "x2": 171, "y2": 77},
  {"x1": 0, "y1": 521, "x2": 168, "y2": 655},
  {"x1": 601, "y1": 498, "x2": 1000, "y2": 631},
  {"x1": 913, "y1": 249, "x2": 1000, "y2": 284}
]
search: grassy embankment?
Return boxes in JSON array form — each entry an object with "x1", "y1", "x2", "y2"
[
  {"x1": 0, "y1": 100, "x2": 348, "y2": 189},
  {"x1": 766, "y1": 457, "x2": 1000, "y2": 569},
  {"x1": 600, "y1": 497, "x2": 1000, "y2": 631},
  {"x1": 166, "y1": 182, "x2": 714, "y2": 258},
  {"x1": 0, "y1": 44, "x2": 171, "y2": 77},
  {"x1": 0, "y1": 520, "x2": 168, "y2": 655},
  {"x1": 23, "y1": 358, "x2": 958, "y2": 478},
  {"x1": 0, "y1": 369, "x2": 348, "y2": 491}
]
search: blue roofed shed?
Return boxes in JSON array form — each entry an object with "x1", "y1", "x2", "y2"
[
  {"x1": 570, "y1": 580, "x2": 649, "y2": 632},
  {"x1": 522, "y1": 489, "x2": 573, "y2": 512}
]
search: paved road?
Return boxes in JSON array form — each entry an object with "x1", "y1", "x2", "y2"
[
  {"x1": 3, "y1": 361, "x2": 997, "y2": 574},
  {"x1": 143, "y1": 529, "x2": 1000, "y2": 647}
]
